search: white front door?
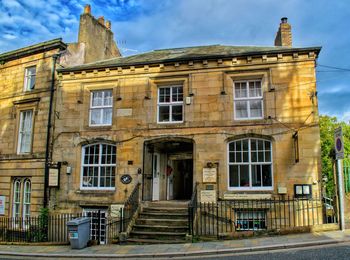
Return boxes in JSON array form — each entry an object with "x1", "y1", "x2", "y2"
[{"x1": 152, "y1": 153, "x2": 160, "y2": 201}]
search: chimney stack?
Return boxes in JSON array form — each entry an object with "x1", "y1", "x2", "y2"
[
  {"x1": 274, "y1": 17, "x2": 292, "y2": 47},
  {"x1": 84, "y1": 4, "x2": 91, "y2": 14},
  {"x1": 97, "y1": 16, "x2": 105, "y2": 26},
  {"x1": 106, "y1": 20, "x2": 111, "y2": 30}
]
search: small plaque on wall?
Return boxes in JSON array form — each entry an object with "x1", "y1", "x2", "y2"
[
  {"x1": 223, "y1": 193, "x2": 272, "y2": 200},
  {"x1": 110, "y1": 204, "x2": 124, "y2": 218},
  {"x1": 200, "y1": 190, "x2": 217, "y2": 202},
  {"x1": 120, "y1": 174, "x2": 132, "y2": 185},
  {"x1": 49, "y1": 168, "x2": 59, "y2": 187},
  {"x1": 202, "y1": 168, "x2": 217, "y2": 183},
  {"x1": 0, "y1": 196, "x2": 5, "y2": 215}
]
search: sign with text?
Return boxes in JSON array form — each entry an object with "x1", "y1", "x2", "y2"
[
  {"x1": 202, "y1": 168, "x2": 217, "y2": 183},
  {"x1": 0, "y1": 196, "x2": 5, "y2": 215},
  {"x1": 334, "y1": 127, "x2": 344, "y2": 159},
  {"x1": 223, "y1": 193, "x2": 272, "y2": 200},
  {"x1": 200, "y1": 190, "x2": 217, "y2": 202},
  {"x1": 49, "y1": 168, "x2": 59, "y2": 187}
]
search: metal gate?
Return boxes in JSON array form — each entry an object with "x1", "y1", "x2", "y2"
[{"x1": 83, "y1": 209, "x2": 107, "y2": 244}]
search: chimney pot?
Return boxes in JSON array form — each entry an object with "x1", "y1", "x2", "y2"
[
  {"x1": 106, "y1": 20, "x2": 111, "y2": 30},
  {"x1": 281, "y1": 17, "x2": 288, "y2": 24},
  {"x1": 97, "y1": 16, "x2": 105, "y2": 26},
  {"x1": 84, "y1": 4, "x2": 91, "y2": 14}
]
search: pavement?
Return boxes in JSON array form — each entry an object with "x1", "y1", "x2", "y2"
[{"x1": 0, "y1": 230, "x2": 350, "y2": 259}]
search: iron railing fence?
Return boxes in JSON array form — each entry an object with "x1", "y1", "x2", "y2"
[
  {"x1": 120, "y1": 183, "x2": 141, "y2": 233},
  {"x1": 189, "y1": 196, "x2": 335, "y2": 239},
  {"x1": 344, "y1": 160, "x2": 350, "y2": 194},
  {"x1": 0, "y1": 212, "x2": 121, "y2": 244},
  {"x1": 188, "y1": 183, "x2": 198, "y2": 236}
]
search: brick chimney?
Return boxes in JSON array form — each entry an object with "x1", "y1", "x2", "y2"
[{"x1": 274, "y1": 17, "x2": 292, "y2": 47}]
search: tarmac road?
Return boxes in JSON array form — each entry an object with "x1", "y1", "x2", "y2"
[{"x1": 177, "y1": 241, "x2": 350, "y2": 260}]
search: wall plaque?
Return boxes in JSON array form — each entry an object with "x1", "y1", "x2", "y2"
[
  {"x1": 202, "y1": 168, "x2": 217, "y2": 183},
  {"x1": 120, "y1": 174, "x2": 132, "y2": 184},
  {"x1": 0, "y1": 196, "x2": 5, "y2": 215},
  {"x1": 223, "y1": 193, "x2": 272, "y2": 200},
  {"x1": 110, "y1": 204, "x2": 124, "y2": 218},
  {"x1": 116, "y1": 108, "x2": 132, "y2": 117},
  {"x1": 200, "y1": 190, "x2": 217, "y2": 202},
  {"x1": 49, "y1": 168, "x2": 59, "y2": 187}
]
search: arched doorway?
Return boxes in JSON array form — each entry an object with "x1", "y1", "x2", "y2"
[{"x1": 142, "y1": 138, "x2": 194, "y2": 201}]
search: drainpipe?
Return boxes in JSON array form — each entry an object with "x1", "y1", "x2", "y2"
[{"x1": 43, "y1": 53, "x2": 60, "y2": 208}]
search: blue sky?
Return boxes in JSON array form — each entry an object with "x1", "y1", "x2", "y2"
[{"x1": 1, "y1": 0, "x2": 350, "y2": 121}]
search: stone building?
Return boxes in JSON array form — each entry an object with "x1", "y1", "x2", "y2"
[
  {"x1": 53, "y1": 17, "x2": 322, "y2": 217},
  {"x1": 0, "y1": 5, "x2": 120, "y2": 217}
]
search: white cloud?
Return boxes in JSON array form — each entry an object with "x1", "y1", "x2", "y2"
[{"x1": 3, "y1": 33, "x2": 17, "y2": 39}]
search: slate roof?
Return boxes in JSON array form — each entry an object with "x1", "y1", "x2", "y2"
[
  {"x1": 0, "y1": 38, "x2": 67, "y2": 63},
  {"x1": 58, "y1": 44, "x2": 321, "y2": 72}
]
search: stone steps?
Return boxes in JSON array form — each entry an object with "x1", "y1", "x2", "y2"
[
  {"x1": 127, "y1": 201, "x2": 190, "y2": 244},
  {"x1": 133, "y1": 224, "x2": 188, "y2": 233}
]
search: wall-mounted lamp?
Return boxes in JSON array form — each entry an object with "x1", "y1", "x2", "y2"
[{"x1": 66, "y1": 166, "x2": 72, "y2": 175}]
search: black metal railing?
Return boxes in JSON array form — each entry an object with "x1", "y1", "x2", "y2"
[
  {"x1": 0, "y1": 212, "x2": 122, "y2": 244},
  {"x1": 190, "y1": 196, "x2": 332, "y2": 239},
  {"x1": 188, "y1": 183, "x2": 198, "y2": 237},
  {"x1": 120, "y1": 183, "x2": 141, "y2": 233}
]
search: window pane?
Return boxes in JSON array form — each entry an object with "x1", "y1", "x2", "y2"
[
  {"x1": 91, "y1": 109, "x2": 101, "y2": 125},
  {"x1": 172, "y1": 86, "x2": 183, "y2": 102},
  {"x1": 236, "y1": 140, "x2": 242, "y2": 151},
  {"x1": 235, "y1": 101, "x2": 248, "y2": 118},
  {"x1": 262, "y1": 165, "x2": 272, "y2": 186},
  {"x1": 250, "y1": 100, "x2": 263, "y2": 118},
  {"x1": 229, "y1": 152, "x2": 235, "y2": 163},
  {"x1": 92, "y1": 91, "x2": 103, "y2": 106},
  {"x1": 235, "y1": 82, "x2": 247, "y2": 98},
  {"x1": 159, "y1": 106, "x2": 170, "y2": 122},
  {"x1": 103, "y1": 90, "x2": 113, "y2": 106},
  {"x1": 252, "y1": 165, "x2": 262, "y2": 187},
  {"x1": 229, "y1": 165, "x2": 239, "y2": 187},
  {"x1": 102, "y1": 108, "x2": 112, "y2": 125},
  {"x1": 19, "y1": 110, "x2": 33, "y2": 153},
  {"x1": 242, "y1": 139, "x2": 249, "y2": 151},
  {"x1": 239, "y1": 165, "x2": 249, "y2": 187},
  {"x1": 172, "y1": 105, "x2": 183, "y2": 121},
  {"x1": 229, "y1": 142, "x2": 235, "y2": 151},
  {"x1": 159, "y1": 88, "x2": 171, "y2": 103},
  {"x1": 25, "y1": 67, "x2": 36, "y2": 90}
]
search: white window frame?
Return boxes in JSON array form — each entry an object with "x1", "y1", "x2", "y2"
[
  {"x1": 12, "y1": 178, "x2": 31, "y2": 219},
  {"x1": 12, "y1": 179, "x2": 21, "y2": 218},
  {"x1": 23, "y1": 66, "x2": 36, "y2": 91},
  {"x1": 157, "y1": 85, "x2": 184, "y2": 124},
  {"x1": 17, "y1": 110, "x2": 33, "y2": 154},
  {"x1": 89, "y1": 90, "x2": 113, "y2": 126},
  {"x1": 22, "y1": 179, "x2": 31, "y2": 219},
  {"x1": 233, "y1": 80, "x2": 264, "y2": 120},
  {"x1": 80, "y1": 143, "x2": 116, "y2": 190},
  {"x1": 227, "y1": 138, "x2": 273, "y2": 191},
  {"x1": 235, "y1": 210, "x2": 267, "y2": 231}
]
